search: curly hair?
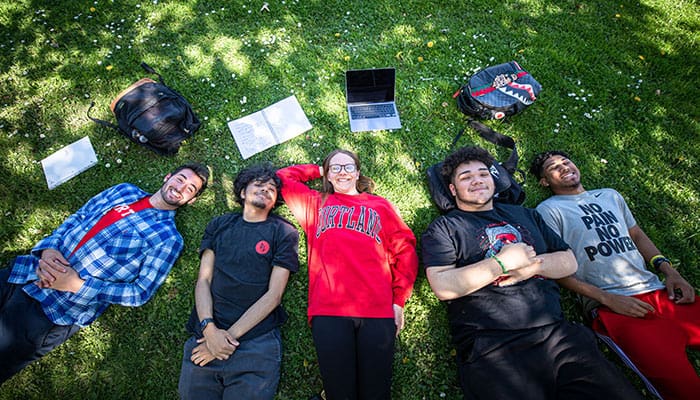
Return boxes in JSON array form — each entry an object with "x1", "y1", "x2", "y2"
[
  {"x1": 233, "y1": 163, "x2": 283, "y2": 208},
  {"x1": 528, "y1": 150, "x2": 570, "y2": 180},
  {"x1": 440, "y1": 146, "x2": 495, "y2": 185}
]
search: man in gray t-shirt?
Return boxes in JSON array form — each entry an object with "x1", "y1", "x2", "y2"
[{"x1": 531, "y1": 150, "x2": 700, "y2": 400}]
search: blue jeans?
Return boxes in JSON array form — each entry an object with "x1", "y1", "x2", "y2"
[{"x1": 178, "y1": 328, "x2": 282, "y2": 400}]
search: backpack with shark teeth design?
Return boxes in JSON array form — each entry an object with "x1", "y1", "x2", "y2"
[{"x1": 453, "y1": 61, "x2": 541, "y2": 120}]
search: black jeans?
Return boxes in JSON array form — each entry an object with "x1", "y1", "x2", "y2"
[
  {"x1": 311, "y1": 316, "x2": 395, "y2": 400},
  {"x1": 0, "y1": 268, "x2": 79, "y2": 384}
]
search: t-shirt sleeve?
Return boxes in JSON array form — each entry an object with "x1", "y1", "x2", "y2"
[
  {"x1": 535, "y1": 201, "x2": 564, "y2": 237},
  {"x1": 613, "y1": 189, "x2": 638, "y2": 229},
  {"x1": 199, "y1": 215, "x2": 225, "y2": 256},
  {"x1": 533, "y1": 209, "x2": 570, "y2": 253},
  {"x1": 272, "y1": 218, "x2": 300, "y2": 273},
  {"x1": 420, "y1": 217, "x2": 457, "y2": 269}
]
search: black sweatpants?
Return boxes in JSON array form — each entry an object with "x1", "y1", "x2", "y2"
[
  {"x1": 311, "y1": 316, "x2": 395, "y2": 400},
  {"x1": 458, "y1": 321, "x2": 644, "y2": 400}
]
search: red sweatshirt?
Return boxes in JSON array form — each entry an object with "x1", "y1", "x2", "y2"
[{"x1": 277, "y1": 164, "x2": 418, "y2": 321}]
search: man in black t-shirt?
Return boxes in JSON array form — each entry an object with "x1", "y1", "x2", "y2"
[
  {"x1": 178, "y1": 164, "x2": 299, "y2": 400},
  {"x1": 421, "y1": 146, "x2": 642, "y2": 400}
]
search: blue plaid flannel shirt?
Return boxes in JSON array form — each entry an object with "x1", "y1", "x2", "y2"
[{"x1": 9, "y1": 183, "x2": 184, "y2": 327}]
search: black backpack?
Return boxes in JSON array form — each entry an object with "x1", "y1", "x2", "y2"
[
  {"x1": 88, "y1": 62, "x2": 200, "y2": 156},
  {"x1": 454, "y1": 61, "x2": 541, "y2": 120},
  {"x1": 426, "y1": 120, "x2": 526, "y2": 213}
]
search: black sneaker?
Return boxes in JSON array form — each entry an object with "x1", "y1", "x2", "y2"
[{"x1": 308, "y1": 389, "x2": 326, "y2": 400}]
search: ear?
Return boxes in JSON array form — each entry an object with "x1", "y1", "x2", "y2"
[
  {"x1": 163, "y1": 173, "x2": 172, "y2": 183},
  {"x1": 539, "y1": 177, "x2": 549, "y2": 187},
  {"x1": 240, "y1": 188, "x2": 246, "y2": 200},
  {"x1": 186, "y1": 196, "x2": 198, "y2": 205},
  {"x1": 449, "y1": 183, "x2": 457, "y2": 197}
]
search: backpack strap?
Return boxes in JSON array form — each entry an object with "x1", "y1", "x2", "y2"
[
  {"x1": 448, "y1": 119, "x2": 518, "y2": 173},
  {"x1": 467, "y1": 119, "x2": 518, "y2": 174},
  {"x1": 140, "y1": 61, "x2": 165, "y2": 85},
  {"x1": 86, "y1": 101, "x2": 120, "y2": 132}
]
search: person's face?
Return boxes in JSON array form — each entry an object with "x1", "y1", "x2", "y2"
[
  {"x1": 449, "y1": 160, "x2": 495, "y2": 212},
  {"x1": 539, "y1": 154, "x2": 581, "y2": 193},
  {"x1": 159, "y1": 168, "x2": 204, "y2": 208},
  {"x1": 241, "y1": 178, "x2": 278, "y2": 212},
  {"x1": 327, "y1": 153, "x2": 359, "y2": 195}
]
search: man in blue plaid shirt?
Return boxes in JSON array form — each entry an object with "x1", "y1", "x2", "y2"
[{"x1": 0, "y1": 162, "x2": 209, "y2": 384}]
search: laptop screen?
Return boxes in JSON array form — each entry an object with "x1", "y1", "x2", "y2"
[{"x1": 346, "y1": 68, "x2": 395, "y2": 104}]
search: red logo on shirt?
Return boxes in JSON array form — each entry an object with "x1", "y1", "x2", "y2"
[{"x1": 256, "y1": 240, "x2": 270, "y2": 255}]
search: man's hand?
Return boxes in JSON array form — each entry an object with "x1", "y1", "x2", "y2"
[
  {"x1": 190, "y1": 342, "x2": 217, "y2": 366},
  {"x1": 663, "y1": 269, "x2": 696, "y2": 304},
  {"x1": 601, "y1": 292, "x2": 655, "y2": 318},
  {"x1": 393, "y1": 304, "x2": 405, "y2": 337},
  {"x1": 496, "y1": 243, "x2": 542, "y2": 272},
  {"x1": 36, "y1": 249, "x2": 83, "y2": 292},
  {"x1": 197, "y1": 325, "x2": 238, "y2": 360},
  {"x1": 36, "y1": 248, "x2": 70, "y2": 288},
  {"x1": 496, "y1": 265, "x2": 540, "y2": 286},
  {"x1": 42, "y1": 264, "x2": 84, "y2": 293}
]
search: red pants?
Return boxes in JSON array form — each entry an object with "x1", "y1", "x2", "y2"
[{"x1": 593, "y1": 290, "x2": 700, "y2": 400}]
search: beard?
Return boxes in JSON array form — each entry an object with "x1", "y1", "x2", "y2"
[
  {"x1": 248, "y1": 192, "x2": 273, "y2": 210},
  {"x1": 160, "y1": 186, "x2": 184, "y2": 207}
]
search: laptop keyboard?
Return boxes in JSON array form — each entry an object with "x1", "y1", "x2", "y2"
[{"x1": 350, "y1": 104, "x2": 396, "y2": 119}]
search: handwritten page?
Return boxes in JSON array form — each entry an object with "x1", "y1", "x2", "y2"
[
  {"x1": 41, "y1": 136, "x2": 98, "y2": 190},
  {"x1": 228, "y1": 95, "x2": 312, "y2": 159}
]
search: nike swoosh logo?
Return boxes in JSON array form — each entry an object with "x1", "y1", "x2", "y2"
[{"x1": 594, "y1": 193, "x2": 602, "y2": 197}]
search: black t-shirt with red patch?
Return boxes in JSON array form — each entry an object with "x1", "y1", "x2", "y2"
[{"x1": 186, "y1": 213, "x2": 299, "y2": 341}]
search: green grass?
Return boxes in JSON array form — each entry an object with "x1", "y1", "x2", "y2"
[{"x1": 1, "y1": 0, "x2": 698, "y2": 398}]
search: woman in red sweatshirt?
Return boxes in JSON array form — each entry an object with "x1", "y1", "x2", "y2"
[{"x1": 277, "y1": 149, "x2": 418, "y2": 400}]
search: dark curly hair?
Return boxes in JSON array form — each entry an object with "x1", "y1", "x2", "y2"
[
  {"x1": 441, "y1": 146, "x2": 495, "y2": 185},
  {"x1": 528, "y1": 150, "x2": 570, "y2": 180},
  {"x1": 233, "y1": 163, "x2": 283, "y2": 208},
  {"x1": 170, "y1": 162, "x2": 210, "y2": 196}
]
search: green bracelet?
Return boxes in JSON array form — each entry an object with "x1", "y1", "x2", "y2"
[{"x1": 492, "y1": 255, "x2": 508, "y2": 274}]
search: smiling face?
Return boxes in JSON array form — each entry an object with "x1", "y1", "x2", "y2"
[
  {"x1": 326, "y1": 152, "x2": 360, "y2": 195},
  {"x1": 539, "y1": 154, "x2": 584, "y2": 195},
  {"x1": 241, "y1": 178, "x2": 278, "y2": 213},
  {"x1": 449, "y1": 160, "x2": 495, "y2": 212},
  {"x1": 157, "y1": 168, "x2": 204, "y2": 209}
]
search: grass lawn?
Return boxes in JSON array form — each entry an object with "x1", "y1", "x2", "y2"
[{"x1": 1, "y1": 0, "x2": 698, "y2": 398}]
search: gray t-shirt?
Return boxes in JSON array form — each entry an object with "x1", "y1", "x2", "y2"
[{"x1": 536, "y1": 189, "x2": 663, "y2": 311}]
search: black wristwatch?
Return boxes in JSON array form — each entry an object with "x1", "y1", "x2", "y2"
[
  {"x1": 199, "y1": 318, "x2": 214, "y2": 331},
  {"x1": 652, "y1": 256, "x2": 672, "y2": 271}
]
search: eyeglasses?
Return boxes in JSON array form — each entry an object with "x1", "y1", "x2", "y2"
[{"x1": 328, "y1": 164, "x2": 357, "y2": 174}]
